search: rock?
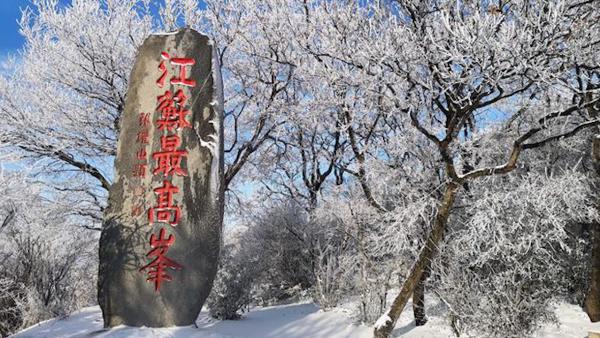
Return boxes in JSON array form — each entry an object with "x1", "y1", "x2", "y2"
[{"x1": 98, "y1": 28, "x2": 224, "y2": 328}]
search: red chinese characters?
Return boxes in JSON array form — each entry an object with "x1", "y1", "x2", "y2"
[
  {"x1": 140, "y1": 51, "x2": 196, "y2": 292},
  {"x1": 148, "y1": 180, "x2": 181, "y2": 226},
  {"x1": 156, "y1": 52, "x2": 170, "y2": 87},
  {"x1": 156, "y1": 90, "x2": 192, "y2": 131},
  {"x1": 156, "y1": 52, "x2": 196, "y2": 88},
  {"x1": 153, "y1": 135, "x2": 188, "y2": 177},
  {"x1": 139, "y1": 228, "x2": 183, "y2": 291},
  {"x1": 131, "y1": 112, "x2": 150, "y2": 216},
  {"x1": 170, "y1": 58, "x2": 196, "y2": 87}
]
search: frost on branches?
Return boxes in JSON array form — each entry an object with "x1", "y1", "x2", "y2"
[
  {"x1": 432, "y1": 170, "x2": 599, "y2": 337},
  {"x1": 1, "y1": 0, "x2": 600, "y2": 337}
]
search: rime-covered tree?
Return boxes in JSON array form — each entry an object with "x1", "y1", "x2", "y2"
[
  {"x1": 2, "y1": 1, "x2": 600, "y2": 336},
  {"x1": 0, "y1": 0, "x2": 297, "y2": 228}
]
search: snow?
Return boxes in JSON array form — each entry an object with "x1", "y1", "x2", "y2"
[
  {"x1": 153, "y1": 31, "x2": 179, "y2": 36},
  {"x1": 197, "y1": 126, "x2": 219, "y2": 156},
  {"x1": 11, "y1": 300, "x2": 600, "y2": 338},
  {"x1": 536, "y1": 303, "x2": 600, "y2": 338},
  {"x1": 374, "y1": 311, "x2": 392, "y2": 330},
  {"x1": 11, "y1": 303, "x2": 370, "y2": 338}
]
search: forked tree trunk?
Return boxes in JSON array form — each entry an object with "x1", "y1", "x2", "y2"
[{"x1": 374, "y1": 183, "x2": 458, "y2": 338}]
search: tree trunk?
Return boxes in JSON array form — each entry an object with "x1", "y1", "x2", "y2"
[
  {"x1": 413, "y1": 223, "x2": 434, "y2": 326},
  {"x1": 412, "y1": 271, "x2": 427, "y2": 326},
  {"x1": 585, "y1": 136, "x2": 600, "y2": 321},
  {"x1": 585, "y1": 221, "x2": 600, "y2": 321},
  {"x1": 374, "y1": 183, "x2": 458, "y2": 338}
]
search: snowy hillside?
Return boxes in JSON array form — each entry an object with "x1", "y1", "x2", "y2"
[{"x1": 12, "y1": 300, "x2": 600, "y2": 338}]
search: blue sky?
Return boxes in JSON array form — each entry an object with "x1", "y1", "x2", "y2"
[
  {"x1": 0, "y1": 0, "x2": 71, "y2": 59},
  {"x1": 0, "y1": 1, "x2": 206, "y2": 60},
  {"x1": 0, "y1": 0, "x2": 30, "y2": 56}
]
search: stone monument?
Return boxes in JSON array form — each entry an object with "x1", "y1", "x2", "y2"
[{"x1": 98, "y1": 28, "x2": 224, "y2": 327}]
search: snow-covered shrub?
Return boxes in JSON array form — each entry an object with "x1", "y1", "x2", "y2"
[
  {"x1": 207, "y1": 242, "x2": 257, "y2": 320},
  {"x1": 559, "y1": 222, "x2": 593, "y2": 305},
  {"x1": 208, "y1": 203, "x2": 316, "y2": 319},
  {"x1": 0, "y1": 171, "x2": 96, "y2": 335},
  {"x1": 312, "y1": 242, "x2": 350, "y2": 309},
  {"x1": 0, "y1": 277, "x2": 25, "y2": 336},
  {"x1": 246, "y1": 203, "x2": 316, "y2": 301},
  {"x1": 431, "y1": 172, "x2": 599, "y2": 337},
  {"x1": 0, "y1": 226, "x2": 96, "y2": 335},
  {"x1": 356, "y1": 272, "x2": 392, "y2": 325},
  {"x1": 307, "y1": 205, "x2": 356, "y2": 310},
  {"x1": 312, "y1": 196, "x2": 400, "y2": 324}
]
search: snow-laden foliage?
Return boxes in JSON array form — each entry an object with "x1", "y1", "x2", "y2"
[
  {"x1": 208, "y1": 203, "x2": 316, "y2": 319},
  {"x1": 206, "y1": 241, "x2": 255, "y2": 320},
  {"x1": 0, "y1": 1, "x2": 155, "y2": 227},
  {"x1": 0, "y1": 0, "x2": 306, "y2": 226},
  {"x1": 1, "y1": 0, "x2": 599, "y2": 336},
  {"x1": 432, "y1": 171, "x2": 599, "y2": 337},
  {"x1": 0, "y1": 168, "x2": 96, "y2": 336}
]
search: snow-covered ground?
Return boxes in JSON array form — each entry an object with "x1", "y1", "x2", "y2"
[{"x1": 11, "y1": 300, "x2": 600, "y2": 338}]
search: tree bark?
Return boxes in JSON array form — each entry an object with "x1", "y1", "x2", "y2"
[
  {"x1": 412, "y1": 270, "x2": 428, "y2": 326},
  {"x1": 585, "y1": 221, "x2": 600, "y2": 322},
  {"x1": 585, "y1": 136, "x2": 600, "y2": 321},
  {"x1": 374, "y1": 183, "x2": 458, "y2": 338}
]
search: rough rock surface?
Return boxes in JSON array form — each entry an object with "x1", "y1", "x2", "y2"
[{"x1": 98, "y1": 28, "x2": 224, "y2": 328}]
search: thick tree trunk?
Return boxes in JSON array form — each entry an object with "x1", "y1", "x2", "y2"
[
  {"x1": 585, "y1": 136, "x2": 600, "y2": 321},
  {"x1": 374, "y1": 183, "x2": 458, "y2": 338},
  {"x1": 412, "y1": 271, "x2": 427, "y2": 326},
  {"x1": 585, "y1": 221, "x2": 600, "y2": 321},
  {"x1": 413, "y1": 223, "x2": 434, "y2": 326}
]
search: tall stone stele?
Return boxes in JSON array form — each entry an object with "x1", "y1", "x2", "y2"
[{"x1": 98, "y1": 28, "x2": 224, "y2": 327}]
